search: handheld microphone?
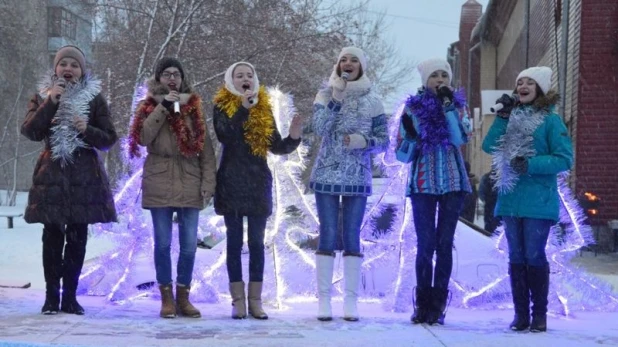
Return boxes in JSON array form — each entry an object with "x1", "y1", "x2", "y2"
[
  {"x1": 437, "y1": 85, "x2": 452, "y2": 107},
  {"x1": 173, "y1": 101, "x2": 180, "y2": 115},
  {"x1": 243, "y1": 85, "x2": 254, "y2": 104},
  {"x1": 341, "y1": 72, "x2": 350, "y2": 81},
  {"x1": 55, "y1": 77, "x2": 66, "y2": 100},
  {"x1": 490, "y1": 94, "x2": 519, "y2": 113}
]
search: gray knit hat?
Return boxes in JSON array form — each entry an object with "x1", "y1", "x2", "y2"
[{"x1": 53, "y1": 45, "x2": 86, "y2": 71}]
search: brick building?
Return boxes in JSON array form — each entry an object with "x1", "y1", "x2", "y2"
[{"x1": 451, "y1": 0, "x2": 618, "y2": 228}]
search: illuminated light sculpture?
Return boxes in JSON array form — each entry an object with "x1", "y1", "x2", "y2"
[
  {"x1": 79, "y1": 86, "x2": 318, "y2": 304},
  {"x1": 462, "y1": 173, "x2": 618, "y2": 314},
  {"x1": 79, "y1": 88, "x2": 618, "y2": 315},
  {"x1": 376, "y1": 99, "x2": 617, "y2": 315}
]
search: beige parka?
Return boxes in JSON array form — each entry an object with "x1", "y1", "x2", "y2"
[{"x1": 138, "y1": 79, "x2": 216, "y2": 209}]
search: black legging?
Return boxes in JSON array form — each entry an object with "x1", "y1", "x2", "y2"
[{"x1": 42, "y1": 223, "x2": 88, "y2": 296}]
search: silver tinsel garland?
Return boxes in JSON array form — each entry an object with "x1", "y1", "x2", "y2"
[
  {"x1": 38, "y1": 71, "x2": 101, "y2": 166},
  {"x1": 490, "y1": 107, "x2": 546, "y2": 193}
]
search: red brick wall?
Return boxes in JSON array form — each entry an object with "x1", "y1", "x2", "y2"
[
  {"x1": 576, "y1": 1, "x2": 618, "y2": 224},
  {"x1": 457, "y1": 0, "x2": 483, "y2": 89}
]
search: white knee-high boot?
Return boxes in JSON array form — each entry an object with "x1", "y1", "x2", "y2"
[
  {"x1": 343, "y1": 255, "x2": 363, "y2": 321},
  {"x1": 316, "y1": 253, "x2": 335, "y2": 321}
]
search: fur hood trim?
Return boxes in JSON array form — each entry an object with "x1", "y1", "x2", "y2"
[
  {"x1": 146, "y1": 78, "x2": 193, "y2": 104},
  {"x1": 529, "y1": 90, "x2": 560, "y2": 111}
]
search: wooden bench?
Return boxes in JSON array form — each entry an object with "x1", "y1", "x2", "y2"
[{"x1": 0, "y1": 208, "x2": 24, "y2": 229}]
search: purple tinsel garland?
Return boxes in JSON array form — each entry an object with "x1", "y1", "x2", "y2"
[{"x1": 405, "y1": 87, "x2": 467, "y2": 153}]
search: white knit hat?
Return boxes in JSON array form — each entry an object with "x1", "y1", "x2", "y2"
[
  {"x1": 337, "y1": 46, "x2": 368, "y2": 70},
  {"x1": 516, "y1": 66, "x2": 552, "y2": 94},
  {"x1": 417, "y1": 58, "x2": 452, "y2": 86}
]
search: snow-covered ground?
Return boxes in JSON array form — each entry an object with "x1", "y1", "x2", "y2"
[
  {"x1": 1, "y1": 291, "x2": 618, "y2": 347},
  {"x1": 1, "y1": 193, "x2": 618, "y2": 346}
]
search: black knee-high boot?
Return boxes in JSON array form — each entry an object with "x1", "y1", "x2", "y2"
[
  {"x1": 528, "y1": 265, "x2": 550, "y2": 332},
  {"x1": 41, "y1": 224, "x2": 65, "y2": 315},
  {"x1": 410, "y1": 286, "x2": 430, "y2": 324},
  {"x1": 61, "y1": 224, "x2": 88, "y2": 315},
  {"x1": 508, "y1": 263, "x2": 530, "y2": 331},
  {"x1": 426, "y1": 287, "x2": 450, "y2": 325}
]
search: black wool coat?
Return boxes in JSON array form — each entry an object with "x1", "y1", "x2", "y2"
[
  {"x1": 213, "y1": 105, "x2": 300, "y2": 217},
  {"x1": 21, "y1": 93, "x2": 118, "y2": 225}
]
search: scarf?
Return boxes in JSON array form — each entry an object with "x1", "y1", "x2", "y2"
[
  {"x1": 213, "y1": 86, "x2": 275, "y2": 158},
  {"x1": 38, "y1": 71, "x2": 101, "y2": 166},
  {"x1": 128, "y1": 93, "x2": 206, "y2": 158},
  {"x1": 491, "y1": 106, "x2": 547, "y2": 193},
  {"x1": 405, "y1": 87, "x2": 466, "y2": 153}
]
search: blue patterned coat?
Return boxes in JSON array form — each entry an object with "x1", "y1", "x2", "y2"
[
  {"x1": 398, "y1": 89, "x2": 472, "y2": 196},
  {"x1": 309, "y1": 77, "x2": 389, "y2": 196}
]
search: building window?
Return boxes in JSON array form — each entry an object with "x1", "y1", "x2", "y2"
[{"x1": 48, "y1": 7, "x2": 77, "y2": 39}]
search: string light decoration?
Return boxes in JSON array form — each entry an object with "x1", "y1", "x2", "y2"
[
  {"x1": 78, "y1": 89, "x2": 618, "y2": 315},
  {"x1": 381, "y1": 98, "x2": 618, "y2": 314}
]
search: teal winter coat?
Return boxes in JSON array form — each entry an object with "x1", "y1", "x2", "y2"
[{"x1": 482, "y1": 92, "x2": 573, "y2": 222}]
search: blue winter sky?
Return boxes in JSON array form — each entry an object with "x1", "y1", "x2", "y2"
[{"x1": 340, "y1": 0, "x2": 489, "y2": 110}]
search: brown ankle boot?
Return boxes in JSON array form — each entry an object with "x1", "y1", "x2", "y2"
[
  {"x1": 248, "y1": 281, "x2": 268, "y2": 320},
  {"x1": 176, "y1": 284, "x2": 201, "y2": 318},
  {"x1": 158, "y1": 284, "x2": 176, "y2": 318},
  {"x1": 229, "y1": 281, "x2": 247, "y2": 319}
]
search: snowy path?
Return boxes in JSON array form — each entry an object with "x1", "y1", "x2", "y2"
[
  {"x1": 2, "y1": 194, "x2": 618, "y2": 346},
  {"x1": 1, "y1": 288, "x2": 617, "y2": 347}
]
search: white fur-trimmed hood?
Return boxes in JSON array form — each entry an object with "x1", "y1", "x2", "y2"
[{"x1": 314, "y1": 67, "x2": 373, "y2": 106}]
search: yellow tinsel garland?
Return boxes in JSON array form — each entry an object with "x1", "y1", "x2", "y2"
[{"x1": 213, "y1": 86, "x2": 274, "y2": 158}]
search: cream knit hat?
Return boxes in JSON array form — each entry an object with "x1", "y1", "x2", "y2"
[
  {"x1": 417, "y1": 58, "x2": 452, "y2": 86},
  {"x1": 516, "y1": 66, "x2": 552, "y2": 94}
]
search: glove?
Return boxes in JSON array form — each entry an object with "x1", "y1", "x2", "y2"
[
  {"x1": 495, "y1": 93, "x2": 516, "y2": 118},
  {"x1": 331, "y1": 77, "x2": 346, "y2": 102},
  {"x1": 161, "y1": 98, "x2": 174, "y2": 111},
  {"x1": 401, "y1": 114, "x2": 417, "y2": 139},
  {"x1": 510, "y1": 156, "x2": 528, "y2": 175},
  {"x1": 437, "y1": 86, "x2": 454, "y2": 106}
]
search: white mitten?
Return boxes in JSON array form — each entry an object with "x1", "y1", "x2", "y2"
[
  {"x1": 331, "y1": 77, "x2": 347, "y2": 102},
  {"x1": 346, "y1": 134, "x2": 367, "y2": 149}
]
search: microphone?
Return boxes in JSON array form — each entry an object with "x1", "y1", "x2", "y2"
[
  {"x1": 243, "y1": 85, "x2": 254, "y2": 104},
  {"x1": 437, "y1": 85, "x2": 452, "y2": 107},
  {"x1": 341, "y1": 72, "x2": 350, "y2": 81},
  {"x1": 167, "y1": 86, "x2": 181, "y2": 115},
  {"x1": 490, "y1": 94, "x2": 519, "y2": 113},
  {"x1": 55, "y1": 77, "x2": 66, "y2": 100}
]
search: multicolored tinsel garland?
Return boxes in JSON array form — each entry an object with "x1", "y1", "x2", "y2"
[
  {"x1": 38, "y1": 71, "x2": 101, "y2": 166},
  {"x1": 127, "y1": 94, "x2": 206, "y2": 158},
  {"x1": 213, "y1": 86, "x2": 274, "y2": 158},
  {"x1": 405, "y1": 87, "x2": 466, "y2": 154}
]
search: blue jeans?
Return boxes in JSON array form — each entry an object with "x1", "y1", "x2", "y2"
[
  {"x1": 503, "y1": 217, "x2": 553, "y2": 266},
  {"x1": 315, "y1": 192, "x2": 367, "y2": 255},
  {"x1": 150, "y1": 207, "x2": 200, "y2": 286},
  {"x1": 224, "y1": 214, "x2": 268, "y2": 282},
  {"x1": 410, "y1": 192, "x2": 465, "y2": 289}
]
